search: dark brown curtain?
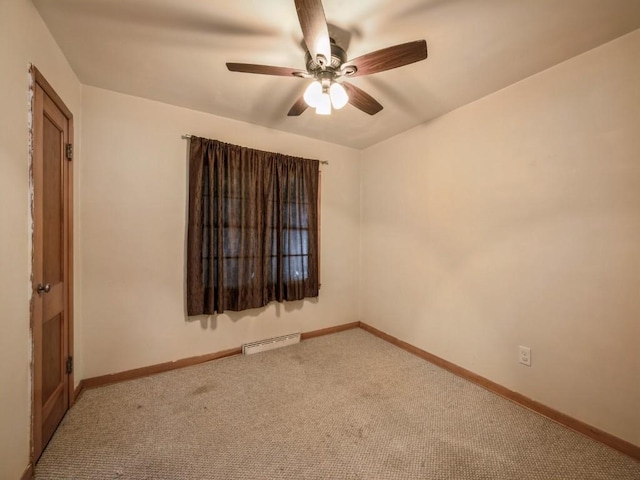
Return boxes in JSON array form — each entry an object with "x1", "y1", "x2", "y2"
[{"x1": 187, "y1": 137, "x2": 320, "y2": 315}]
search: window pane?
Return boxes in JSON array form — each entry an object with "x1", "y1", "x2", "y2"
[
  {"x1": 284, "y1": 255, "x2": 308, "y2": 281},
  {"x1": 282, "y1": 200, "x2": 309, "y2": 228},
  {"x1": 223, "y1": 228, "x2": 241, "y2": 256},
  {"x1": 224, "y1": 258, "x2": 239, "y2": 286},
  {"x1": 223, "y1": 198, "x2": 242, "y2": 226},
  {"x1": 283, "y1": 229, "x2": 308, "y2": 256}
]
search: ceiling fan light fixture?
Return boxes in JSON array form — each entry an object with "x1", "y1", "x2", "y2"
[
  {"x1": 226, "y1": 0, "x2": 428, "y2": 117},
  {"x1": 329, "y1": 82, "x2": 348, "y2": 109},
  {"x1": 303, "y1": 80, "x2": 323, "y2": 108},
  {"x1": 316, "y1": 93, "x2": 331, "y2": 115}
]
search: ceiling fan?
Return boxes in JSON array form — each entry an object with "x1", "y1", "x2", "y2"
[{"x1": 226, "y1": 0, "x2": 428, "y2": 116}]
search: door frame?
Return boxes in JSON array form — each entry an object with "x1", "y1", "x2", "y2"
[{"x1": 29, "y1": 65, "x2": 75, "y2": 461}]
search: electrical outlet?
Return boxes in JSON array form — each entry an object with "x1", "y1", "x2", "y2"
[{"x1": 519, "y1": 346, "x2": 531, "y2": 366}]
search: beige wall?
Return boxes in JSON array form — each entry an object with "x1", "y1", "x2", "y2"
[
  {"x1": 79, "y1": 86, "x2": 361, "y2": 378},
  {"x1": 3, "y1": 4, "x2": 638, "y2": 476},
  {"x1": 0, "y1": 0, "x2": 82, "y2": 477},
  {"x1": 361, "y1": 29, "x2": 640, "y2": 445}
]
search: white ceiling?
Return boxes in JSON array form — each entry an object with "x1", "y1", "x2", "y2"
[{"x1": 34, "y1": 0, "x2": 640, "y2": 149}]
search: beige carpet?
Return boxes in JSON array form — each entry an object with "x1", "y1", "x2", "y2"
[{"x1": 36, "y1": 329, "x2": 640, "y2": 479}]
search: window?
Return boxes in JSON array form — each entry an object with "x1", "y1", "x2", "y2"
[{"x1": 186, "y1": 137, "x2": 320, "y2": 315}]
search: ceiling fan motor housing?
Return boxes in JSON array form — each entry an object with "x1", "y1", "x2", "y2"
[{"x1": 305, "y1": 41, "x2": 352, "y2": 76}]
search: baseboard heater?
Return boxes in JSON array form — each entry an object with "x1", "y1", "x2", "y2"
[{"x1": 242, "y1": 333, "x2": 301, "y2": 355}]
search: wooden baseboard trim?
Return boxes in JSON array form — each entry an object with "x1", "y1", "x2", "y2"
[
  {"x1": 20, "y1": 463, "x2": 34, "y2": 480},
  {"x1": 359, "y1": 322, "x2": 640, "y2": 461},
  {"x1": 82, "y1": 346, "x2": 242, "y2": 390},
  {"x1": 82, "y1": 322, "x2": 360, "y2": 391},
  {"x1": 301, "y1": 321, "x2": 360, "y2": 340},
  {"x1": 72, "y1": 379, "x2": 85, "y2": 404}
]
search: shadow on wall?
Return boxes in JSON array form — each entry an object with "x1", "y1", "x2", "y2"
[{"x1": 185, "y1": 297, "x2": 318, "y2": 330}]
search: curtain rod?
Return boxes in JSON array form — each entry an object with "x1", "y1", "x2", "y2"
[{"x1": 182, "y1": 134, "x2": 329, "y2": 165}]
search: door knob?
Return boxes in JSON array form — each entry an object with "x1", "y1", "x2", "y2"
[{"x1": 37, "y1": 283, "x2": 51, "y2": 294}]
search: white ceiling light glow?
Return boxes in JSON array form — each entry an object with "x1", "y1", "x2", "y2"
[
  {"x1": 315, "y1": 92, "x2": 332, "y2": 115},
  {"x1": 303, "y1": 81, "x2": 323, "y2": 108},
  {"x1": 329, "y1": 82, "x2": 348, "y2": 109},
  {"x1": 304, "y1": 80, "x2": 348, "y2": 114}
]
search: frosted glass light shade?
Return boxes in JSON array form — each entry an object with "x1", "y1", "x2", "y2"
[
  {"x1": 303, "y1": 81, "x2": 323, "y2": 108},
  {"x1": 329, "y1": 82, "x2": 349, "y2": 109},
  {"x1": 315, "y1": 93, "x2": 331, "y2": 115}
]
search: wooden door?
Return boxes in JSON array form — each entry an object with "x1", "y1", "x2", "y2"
[{"x1": 31, "y1": 67, "x2": 74, "y2": 462}]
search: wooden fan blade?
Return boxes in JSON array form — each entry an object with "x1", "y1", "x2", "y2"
[
  {"x1": 226, "y1": 63, "x2": 306, "y2": 77},
  {"x1": 343, "y1": 40, "x2": 427, "y2": 77},
  {"x1": 294, "y1": 0, "x2": 331, "y2": 65},
  {"x1": 342, "y1": 82, "x2": 383, "y2": 115},
  {"x1": 287, "y1": 96, "x2": 309, "y2": 116}
]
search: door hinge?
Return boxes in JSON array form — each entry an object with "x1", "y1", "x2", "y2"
[
  {"x1": 66, "y1": 356, "x2": 73, "y2": 375},
  {"x1": 65, "y1": 143, "x2": 73, "y2": 160}
]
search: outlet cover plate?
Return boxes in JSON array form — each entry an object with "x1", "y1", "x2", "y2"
[{"x1": 519, "y1": 346, "x2": 531, "y2": 366}]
